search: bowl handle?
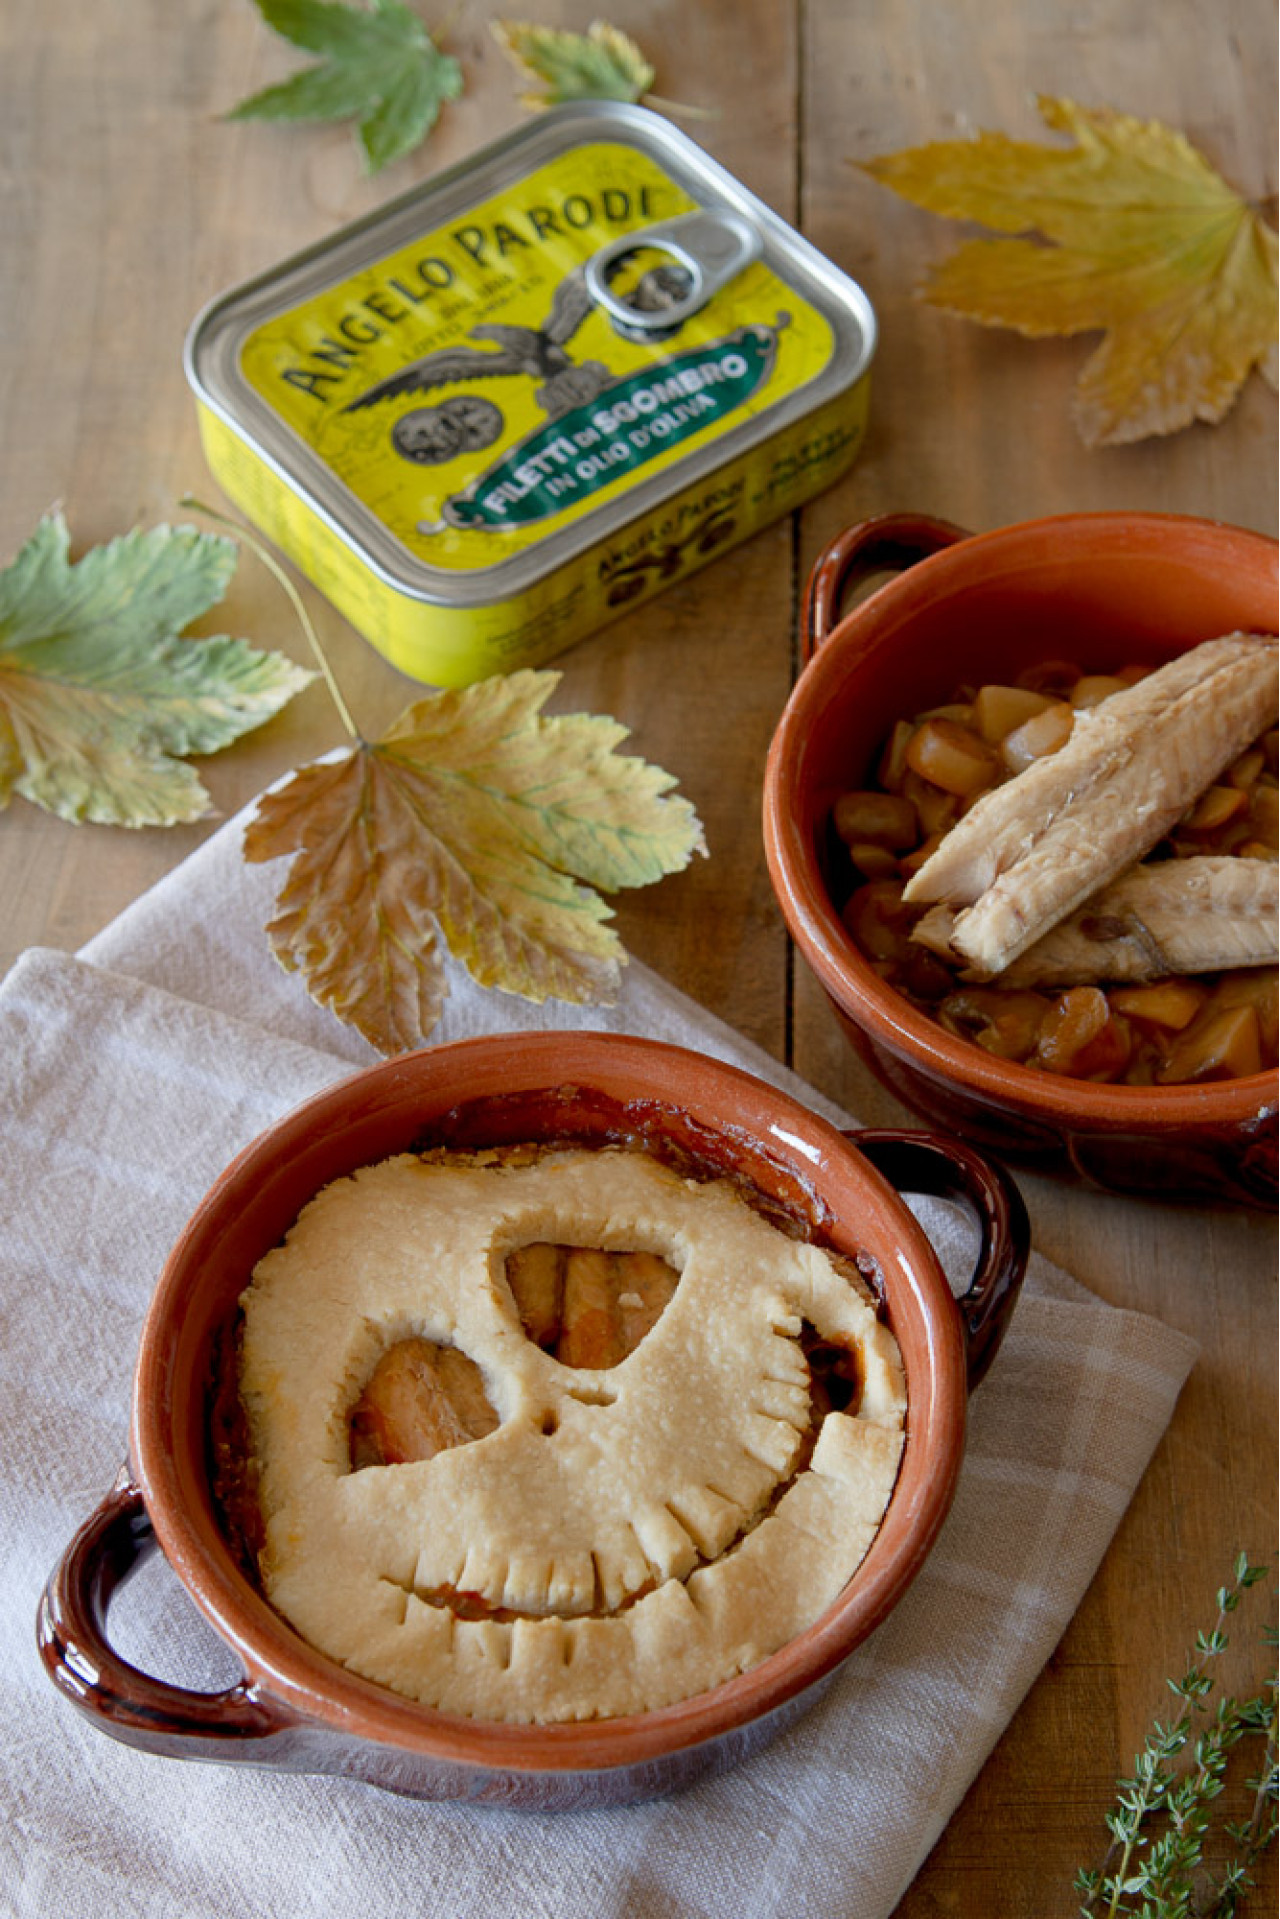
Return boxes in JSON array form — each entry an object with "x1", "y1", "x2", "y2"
[
  {"x1": 803, "y1": 512, "x2": 969, "y2": 663},
  {"x1": 37, "y1": 1467, "x2": 294, "y2": 1756},
  {"x1": 845, "y1": 1129, "x2": 1030, "y2": 1391}
]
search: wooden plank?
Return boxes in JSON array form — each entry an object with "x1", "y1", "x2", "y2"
[
  {"x1": 561, "y1": 1, "x2": 800, "y2": 1056},
  {"x1": 2, "y1": 0, "x2": 1277, "y2": 1905},
  {"x1": 796, "y1": 2, "x2": 1278, "y2": 1907}
]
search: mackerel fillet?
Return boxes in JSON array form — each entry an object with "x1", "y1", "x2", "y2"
[
  {"x1": 985, "y1": 857, "x2": 1280, "y2": 987},
  {"x1": 901, "y1": 633, "x2": 1278, "y2": 977}
]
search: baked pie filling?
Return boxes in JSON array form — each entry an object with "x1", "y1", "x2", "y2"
[{"x1": 229, "y1": 1144, "x2": 907, "y2": 1724}]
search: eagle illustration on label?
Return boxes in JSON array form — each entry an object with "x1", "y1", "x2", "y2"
[{"x1": 343, "y1": 267, "x2": 615, "y2": 428}]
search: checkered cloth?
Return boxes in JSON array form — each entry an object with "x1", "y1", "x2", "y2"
[{"x1": 1, "y1": 799, "x2": 1197, "y2": 1919}]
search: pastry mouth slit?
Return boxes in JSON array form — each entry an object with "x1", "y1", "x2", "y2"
[{"x1": 378, "y1": 1579, "x2": 411, "y2": 1627}]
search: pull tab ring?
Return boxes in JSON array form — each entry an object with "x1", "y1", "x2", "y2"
[{"x1": 584, "y1": 210, "x2": 762, "y2": 333}]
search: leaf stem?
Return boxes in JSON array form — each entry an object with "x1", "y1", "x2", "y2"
[{"x1": 179, "y1": 495, "x2": 362, "y2": 740}]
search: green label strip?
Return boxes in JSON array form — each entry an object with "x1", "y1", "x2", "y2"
[{"x1": 443, "y1": 325, "x2": 780, "y2": 531}]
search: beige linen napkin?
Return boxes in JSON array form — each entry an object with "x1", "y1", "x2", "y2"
[{"x1": 3, "y1": 799, "x2": 1198, "y2": 1919}]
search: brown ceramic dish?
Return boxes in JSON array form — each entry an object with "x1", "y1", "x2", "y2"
[
  {"x1": 39, "y1": 1032, "x2": 1027, "y2": 1809},
  {"x1": 762, "y1": 510, "x2": 1280, "y2": 1208}
]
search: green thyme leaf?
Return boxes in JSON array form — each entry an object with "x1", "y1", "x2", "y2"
[{"x1": 1074, "y1": 1556, "x2": 1278, "y2": 1917}]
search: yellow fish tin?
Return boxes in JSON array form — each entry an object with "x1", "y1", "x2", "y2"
[{"x1": 185, "y1": 102, "x2": 876, "y2": 686}]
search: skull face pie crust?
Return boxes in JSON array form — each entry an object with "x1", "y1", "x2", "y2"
[{"x1": 236, "y1": 1146, "x2": 907, "y2": 1724}]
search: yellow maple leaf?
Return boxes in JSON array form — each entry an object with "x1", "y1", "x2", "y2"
[
  {"x1": 858, "y1": 95, "x2": 1278, "y2": 446},
  {"x1": 491, "y1": 19, "x2": 654, "y2": 112},
  {"x1": 242, "y1": 670, "x2": 707, "y2": 1056}
]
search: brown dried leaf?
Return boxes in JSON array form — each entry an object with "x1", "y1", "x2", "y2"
[{"x1": 243, "y1": 670, "x2": 706, "y2": 1054}]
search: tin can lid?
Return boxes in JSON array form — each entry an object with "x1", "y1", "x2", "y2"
[{"x1": 185, "y1": 101, "x2": 877, "y2": 609}]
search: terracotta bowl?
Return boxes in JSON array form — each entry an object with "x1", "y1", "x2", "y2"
[
  {"x1": 39, "y1": 1031, "x2": 1028, "y2": 1809},
  {"x1": 763, "y1": 511, "x2": 1279, "y2": 1208}
]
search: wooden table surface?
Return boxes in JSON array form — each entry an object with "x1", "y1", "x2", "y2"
[{"x1": 3, "y1": 1, "x2": 1276, "y2": 1910}]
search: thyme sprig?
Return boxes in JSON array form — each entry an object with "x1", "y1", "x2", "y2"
[{"x1": 1076, "y1": 1553, "x2": 1278, "y2": 1918}]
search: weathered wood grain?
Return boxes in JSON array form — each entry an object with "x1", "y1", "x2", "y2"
[
  {"x1": 1, "y1": 0, "x2": 1275, "y2": 1908},
  {"x1": 796, "y1": 4, "x2": 1277, "y2": 1910}
]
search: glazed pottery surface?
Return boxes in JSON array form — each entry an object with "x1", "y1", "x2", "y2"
[
  {"x1": 763, "y1": 511, "x2": 1280, "y2": 1206},
  {"x1": 39, "y1": 1032, "x2": 1028, "y2": 1807}
]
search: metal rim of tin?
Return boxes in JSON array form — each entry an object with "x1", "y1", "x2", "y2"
[{"x1": 184, "y1": 100, "x2": 878, "y2": 611}]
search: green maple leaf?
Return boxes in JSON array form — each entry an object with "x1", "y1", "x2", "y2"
[
  {"x1": 491, "y1": 19, "x2": 655, "y2": 109},
  {"x1": 242, "y1": 668, "x2": 707, "y2": 1055},
  {"x1": 228, "y1": 0, "x2": 464, "y2": 173},
  {"x1": 0, "y1": 511, "x2": 314, "y2": 828}
]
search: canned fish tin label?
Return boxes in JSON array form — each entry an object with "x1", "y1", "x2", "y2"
[{"x1": 186, "y1": 103, "x2": 876, "y2": 685}]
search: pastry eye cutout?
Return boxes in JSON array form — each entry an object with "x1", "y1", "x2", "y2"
[
  {"x1": 348, "y1": 1338, "x2": 499, "y2": 1470},
  {"x1": 346, "y1": 1240, "x2": 681, "y2": 1468},
  {"x1": 504, "y1": 1240, "x2": 682, "y2": 1369}
]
